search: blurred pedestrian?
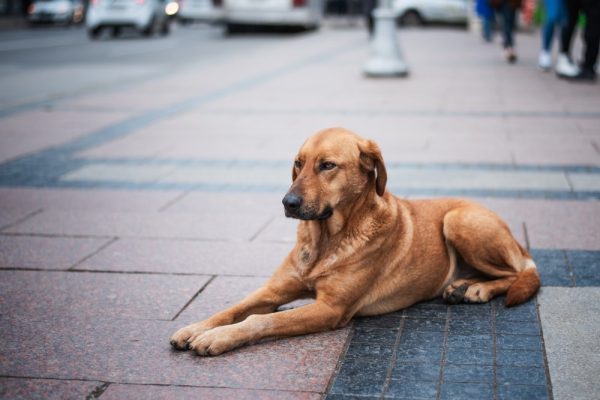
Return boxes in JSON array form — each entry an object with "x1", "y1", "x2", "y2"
[
  {"x1": 538, "y1": 0, "x2": 566, "y2": 70},
  {"x1": 558, "y1": 0, "x2": 600, "y2": 81},
  {"x1": 476, "y1": 0, "x2": 495, "y2": 42},
  {"x1": 490, "y1": 0, "x2": 523, "y2": 63}
]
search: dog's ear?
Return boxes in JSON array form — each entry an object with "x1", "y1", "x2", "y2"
[{"x1": 358, "y1": 140, "x2": 387, "y2": 196}]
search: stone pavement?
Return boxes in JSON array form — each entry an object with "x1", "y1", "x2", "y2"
[{"x1": 1, "y1": 25, "x2": 600, "y2": 400}]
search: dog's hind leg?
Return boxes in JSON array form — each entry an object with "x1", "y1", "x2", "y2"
[{"x1": 442, "y1": 205, "x2": 540, "y2": 306}]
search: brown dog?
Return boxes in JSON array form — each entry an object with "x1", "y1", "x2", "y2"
[{"x1": 170, "y1": 127, "x2": 541, "y2": 356}]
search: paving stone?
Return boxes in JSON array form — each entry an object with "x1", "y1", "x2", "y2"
[
  {"x1": 5, "y1": 210, "x2": 270, "y2": 241},
  {"x1": 496, "y1": 334, "x2": 542, "y2": 351},
  {"x1": 78, "y1": 238, "x2": 291, "y2": 276},
  {"x1": 496, "y1": 349, "x2": 544, "y2": 367},
  {"x1": 568, "y1": 173, "x2": 600, "y2": 191},
  {"x1": 0, "y1": 207, "x2": 39, "y2": 230},
  {"x1": 384, "y1": 380, "x2": 438, "y2": 399},
  {"x1": 0, "y1": 188, "x2": 182, "y2": 212},
  {"x1": 446, "y1": 334, "x2": 492, "y2": 350},
  {"x1": 61, "y1": 164, "x2": 177, "y2": 184},
  {"x1": 254, "y1": 216, "x2": 298, "y2": 243},
  {"x1": 439, "y1": 382, "x2": 493, "y2": 400},
  {"x1": 538, "y1": 287, "x2": 600, "y2": 400},
  {"x1": 443, "y1": 364, "x2": 493, "y2": 383},
  {"x1": 0, "y1": 377, "x2": 101, "y2": 400},
  {"x1": 496, "y1": 365, "x2": 546, "y2": 385},
  {"x1": 567, "y1": 250, "x2": 600, "y2": 286},
  {"x1": 354, "y1": 312, "x2": 403, "y2": 329},
  {"x1": 330, "y1": 358, "x2": 387, "y2": 397},
  {"x1": 445, "y1": 347, "x2": 493, "y2": 365},
  {"x1": 352, "y1": 326, "x2": 398, "y2": 345},
  {"x1": 0, "y1": 235, "x2": 111, "y2": 270},
  {"x1": 495, "y1": 320, "x2": 540, "y2": 336},
  {"x1": 345, "y1": 341, "x2": 394, "y2": 358},
  {"x1": 395, "y1": 345, "x2": 443, "y2": 363},
  {"x1": 398, "y1": 330, "x2": 444, "y2": 349},
  {"x1": 496, "y1": 384, "x2": 549, "y2": 400},
  {"x1": 0, "y1": 270, "x2": 206, "y2": 320},
  {"x1": 448, "y1": 318, "x2": 491, "y2": 335},
  {"x1": 402, "y1": 318, "x2": 447, "y2": 332},
  {"x1": 391, "y1": 362, "x2": 441, "y2": 382},
  {"x1": 101, "y1": 384, "x2": 320, "y2": 400},
  {"x1": 163, "y1": 192, "x2": 284, "y2": 216},
  {"x1": 494, "y1": 298, "x2": 538, "y2": 321},
  {"x1": 530, "y1": 249, "x2": 573, "y2": 286},
  {"x1": 449, "y1": 303, "x2": 490, "y2": 318},
  {"x1": 403, "y1": 305, "x2": 448, "y2": 319},
  {"x1": 0, "y1": 315, "x2": 349, "y2": 392}
]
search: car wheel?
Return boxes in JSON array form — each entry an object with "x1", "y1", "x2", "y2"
[
  {"x1": 111, "y1": 26, "x2": 121, "y2": 38},
  {"x1": 399, "y1": 10, "x2": 424, "y2": 27},
  {"x1": 88, "y1": 27, "x2": 102, "y2": 39},
  {"x1": 160, "y1": 21, "x2": 170, "y2": 35},
  {"x1": 142, "y1": 17, "x2": 155, "y2": 37}
]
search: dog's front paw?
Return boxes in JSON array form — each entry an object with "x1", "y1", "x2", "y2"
[
  {"x1": 188, "y1": 326, "x2": 242, "y2": 356},
  {"x1": 169, "y1": 323, "x2": 210, "y2": 350}
]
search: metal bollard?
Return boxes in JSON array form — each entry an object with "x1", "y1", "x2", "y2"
[{"x1": 363, "y1": 0, "x2": 409, "y2": 77}]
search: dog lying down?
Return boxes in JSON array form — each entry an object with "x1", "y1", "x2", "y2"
[{"x1": 170, "y1": 127, "x2": 540, "y2": 356}]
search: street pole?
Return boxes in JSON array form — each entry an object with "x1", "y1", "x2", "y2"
[{"x1": 363, "y1": 0, "x2": 409, "y2": 77}]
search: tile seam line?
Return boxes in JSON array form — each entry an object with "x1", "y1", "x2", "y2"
[
  {"x1": 0, "y1": 375, "x2": 324, "y2": 395},
  {"x1": 536, "y1": 298, "x2": 555, "y2": 400},
  {"x1": 380, "y1": 315, "x2": 406, "y2": 399},
  {"x1": 321, "y1": 322, "x2": 356, "y2": 399},
  {"x1": 68, "y1": 237, "x2": 119, "y2": 270},
  {"x1": 0, "y1": 208, "x2": 43, "y2": 232},
  {"x1": 171, "y1": 275, "x2": 217, "y2": 321}
]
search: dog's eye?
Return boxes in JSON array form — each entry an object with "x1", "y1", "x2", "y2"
[
  {"x1": 320, "y1": 162, "x2": 337, "y2": 171},
  {"x1": 294, "y1": 160, "x2": 302, "y2": 169}
]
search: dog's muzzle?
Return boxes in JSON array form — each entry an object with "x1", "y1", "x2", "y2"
[{"x1": 282, "y1": 193, "x2": 332, "y2": 220}]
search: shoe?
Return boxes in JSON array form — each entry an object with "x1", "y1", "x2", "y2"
[
  {"x1": 569, "y1": 68, "x2": 597, "y2": 82},
  {"x1": 505, "y1": 48, "x2": 517, "y2": 64},
  {"x1": 538, "y1": 51, "x2": 552, "y2": 71},
  {"x1": 556, "y1": 54, "x2": 579, "y2": 78}
]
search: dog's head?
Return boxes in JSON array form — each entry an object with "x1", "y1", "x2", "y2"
[{"x1": 282, "y1": 128, "x2": 387, "y2": 220}]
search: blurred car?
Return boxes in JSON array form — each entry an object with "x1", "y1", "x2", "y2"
[
  {"x1": 222, "y1": 0, "x2": 323, "y2": 32},
  {"x1": 178, "y1": 0, "x2": 224, "y2": 24},
  {"x1": 27, "y1": 0, "x2": 84, "y2": 25},
  {"x1": 86, "y1": 0, "x2": 171, "y2": 39},
  {"x1": 392, "y1": 0, "x2": 468, "y2": 26}
]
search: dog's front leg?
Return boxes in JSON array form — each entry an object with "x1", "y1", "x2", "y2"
[
  {"x1": 170, "y1": 273, "x2": 306, "y2": 350},
  {"x1": 188, "y1": 300, "x2": 346, "y2": 356}
]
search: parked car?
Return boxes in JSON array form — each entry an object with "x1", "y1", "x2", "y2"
[
  {"x1": 392, "y1": 0, "x2": 468, "y2": 26},
  {"x1": 86, "y1": 0, "x2": 171, "y2": 39},
  {"x1": 27, "y1": 0, "x2": 84, "y2": 25},
  {"x1": 222, "y1": 0, "x2": 323, "y2": 32},
  {"x1": 178, "y1": 0, "x2": 224, "y2": 24}
]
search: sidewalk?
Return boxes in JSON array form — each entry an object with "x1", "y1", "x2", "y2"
[{"x1": 1, "y1": 26, "x2": 599, "y2": 400}]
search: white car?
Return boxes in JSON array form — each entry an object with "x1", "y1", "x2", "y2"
[
  {"x1": 222, "y1": 0, "x2": 323, "y2": 32},
  {"x1": 178, "y1": 0, "x2": 224, "y2": 23},
  {"x1": 27, "y1": 0, "x2": 84, "y2": 25},
  {"x1": 86, "y1": 0, "x2": 171, "y2": 38},
  {"x1": 392, "y1": 0, "x2": 468, "y2": 26}
]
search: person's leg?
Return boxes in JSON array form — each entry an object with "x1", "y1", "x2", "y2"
[
  {"x1": 542, "y1": 0, "x2": 560, "y2": 51},
  {"x1": 560, "y1": 0, "x2": 579, "y2": 55},
  {"x1": 501, "y1": 2, "x2": 516, "y2": 49},
  {"x1": 483, "y1": 15, "x2": 493, "y2": 42},
  {"x1": 580, "y1": 0, "x2": 600, "y2": 73}
]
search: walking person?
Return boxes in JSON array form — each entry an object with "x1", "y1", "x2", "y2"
[
  {"x1": 476, "y1": 0, "x2": 495, "y2": 42},
  {"x1": 558, "y1": 0, "x2": 600, "y2": 81},
  {"x1": 538, "y1": 0, "x2": 567, "y2": 70},
  {"x1": 491, "y1": 0, "x2": 523, "y2": 63}
]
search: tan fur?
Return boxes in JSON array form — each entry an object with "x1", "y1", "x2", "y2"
[{"x1": 170, "y1": 128, "x2": 541, "y2": 356}]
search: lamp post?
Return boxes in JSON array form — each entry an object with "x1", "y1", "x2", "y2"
[{"x1": 363, "y1": 0, "x2": 409, "y2": 77}]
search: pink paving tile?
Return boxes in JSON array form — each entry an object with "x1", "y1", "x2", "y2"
[
  {"x1": 0, "y1": 315, "x2": 349, "y2": 393},
  {"x1": 0, "y1": 235, "x2": 112, "y2": 270},
  {"x1": 0, "y1": 270, "x2": 208, "y2": 320},
  {"x1": 5, "y1": 210, "x2": 271, "y2": 241},
  {"x1": 0, "y1": 207, "x2": 39, "y2": 230},
  {"x1": 477, "y1": 198, "x2": 600, "y2": 250},
  {"x1": 0, "y1": 188, "x2": 181, "y2": 212},
  {"x1": 0, "y1": 377, "x2": 100, "y2": 400},
  {"x1": 254, "y1": 216, "x2": 298, "y2": 243},
  {"x1": 102, "y1": 384, "x2": 320, "y2": 400},
  {"x1": 79, "y1": 238, "x2": 291, "y2": 276},
  {"x1": 163, "y1": 192, "x2": 284, "y2": 217},
  {"x1": 176, "y1": 276, "x2": 269, "y2": 324}
]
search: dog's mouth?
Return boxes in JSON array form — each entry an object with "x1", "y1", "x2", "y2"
[{"x1": 285, "y1": 206, "x2": 333, "y2": 221}]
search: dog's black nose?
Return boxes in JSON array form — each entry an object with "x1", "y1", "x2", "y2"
[{"x1": 282, "y1": 193, "x2": 303, "y2": 210}]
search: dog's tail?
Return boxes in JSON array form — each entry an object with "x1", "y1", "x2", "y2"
[{"x1": 505, "y1": 259, "x2": 541, "y2": 307}]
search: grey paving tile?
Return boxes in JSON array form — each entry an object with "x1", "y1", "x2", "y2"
[
  {"x1": 495, "y1": 320, "x2": 540, "y2": 336},
  {"x1": 330, "y1": 360, "x2": 387, "y2": 397},
  {"x1": 538, "y1": 287, "x2": 600, "y2": 400},
  {"x1": 567, "y1": 250, "x2": 600, "y2": 286},
  {"x1": 0, "y1": 207, "x2": 39, "y2": 230},
  {"x1": 445, "y1": 347, "x2": 493, "y2": 365},
  {"x1": 352, "y1": 326, "x2": 398, "y2": 345},
  {"x1": 402, "y1": 318, "x2": 447, "y2": 332},
  {"x1": 494, "y1": 299, "x2": 538, "y2": 321},
  {"x1": 354, "y1": 312, "x2": 403, "y2": 329},
  {"x1": 496, "y1": 349, "x2": 545, "y2": 367},
  {"x1": 0, "y1": 270, "x2": 206, "y2": 320},
  {"x1": 439, "y1": 382, "x2": 493, "y2": 400},
  {"x1": 61, "y1": 164, "x2": 176, "y2": 184},
  {"x1": 0, "y1": 235, "x2": 111, "y2": 270},
  {"x1": 79, "y1": 238, "x2": 291, "y2": 276},
  {"x1": 568, "y1": 172, "x2": 600, "y2": 192},
  {"x1": 345, "y1": 341, "x2": 394, "y2": 358},
  {"x1": 0, "y1": 315, "x2": 349, "y2": 392},
  {"x1": 449, "y1": 318, "x2": 491, "y2": 335},
  {"x1": 0, "y1": 377, "x2": 101, "y2": 400},
  {"x1": 102, "y1": 384, "x2": 321, "y2": 400},
  {"x1": 446, "y1": 334, "x2": 492, "y2": 350},
  {"x1": 395, "y1": 345, "x2": 443, "y2": 363},
  {"x1": 496, "y1": 334, "x2": 542, "y2": 351},
  {"x1": 530, "y1": 249, "x2": 572, "y2": 286}
]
